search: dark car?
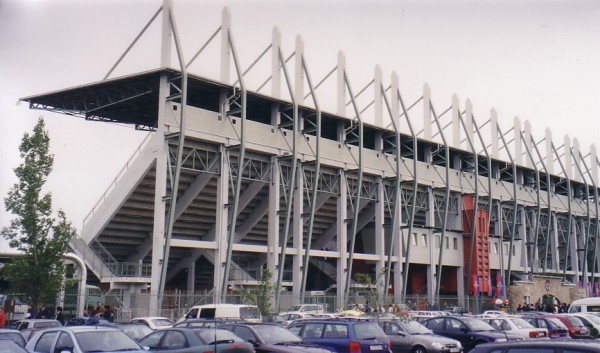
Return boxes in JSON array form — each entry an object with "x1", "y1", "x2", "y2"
[
  {"x1": 0, "y1": 329, "x2": 27, "y2": 347},
  {"x1": 174, "y1": 318, "x2": 246, "y2": 328},
  {"x1": 544, "y1": 315, "x2": 591, "y2": 339},
  {"x1": 102, "y1": 323, "x2": 154, "y2": 341},
  {"x1": 287, "y1": 318, "x2": 391, "y2": 353},
  {"x1": 139, "y1": 327, "x2": 254, "y2": 353},
  {"x1": 65, "y1": 317, "x2": 110, "y2": 326},
  {"x1": 420, "y1": 316, "x2": 522, "y2": 352},
  {"x1": 377, "y1": 319, "x2": 463, "y2": 353},
  {"x1": 521, "y1": 315, "x2": 570, "y2": 339},
  {"x1": 219, "y1": 323, "x2": 334, "y2": 353},
  {"x1": 469, "y1": 339, "x2": 600, "y2": 353}
]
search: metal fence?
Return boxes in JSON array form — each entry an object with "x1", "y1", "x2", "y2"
[{"x1": 56, "y1": 289, "x2": 500, "y2": 322}]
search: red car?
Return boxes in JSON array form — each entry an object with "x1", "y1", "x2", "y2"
[{"x1": 543, "y1": 314, "x2": 591, "y2": 339}]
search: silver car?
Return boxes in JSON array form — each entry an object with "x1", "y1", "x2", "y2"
[
  {"x1": 482, "y1": 316, "x2": 548, "y2": 339},
  {"x1": 26, "y1": 326, "x2": 146, "y2": 353},
  {"x1": 378, "y1": 319, "x2": 463, "y2": 353}
]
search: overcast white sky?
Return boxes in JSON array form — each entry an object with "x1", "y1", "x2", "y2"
[{"x1": 1, "y1": 0, "x2": 600, "y2": 252}]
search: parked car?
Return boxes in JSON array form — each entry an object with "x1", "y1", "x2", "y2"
[
  {"x1": 377, "y1": 319, "x2": 463, "y2": 353},
  {"x1": 281, "y1": 312, "x2": 319, "y2": 326},
  {"x1": 179, "y1": 304, "x2": 262, "y2": 323},
  {"x1": 262, "y1": 313, "x2": 287, "y2": 325},
  {"x1": 65, "y1": 317, "x2": 109, "y2": 326},
  {"x1": 543, "y1": 314, "x2": 590, "y2": 339},
  {"x1": 0, "y1": 339, "x2": 29, "y2": 353},
  {"x1": 10, "y1": 319, "x2": 62, "y2": 331},
  {"x1": 139, "y1": 327, "x2": 254, "y2": 353},
  {"x1": 281, "y1": 305, "x2": 326, "y2": 316},
  {"x1": 520, "y1": 315, "x2": 570, "y2": 339},
  {"x1": 569, "y1": 313, "x2": 600, "y2": 338},
  {"x1": 420, "y1": 316, "x2": 522, "y2": 352},
  {"x1": 287, "y1": 318, "x2": 391, "y2": 353},
  {"x1": 0, "y1": 329, "x2": 27, "y2": 347},
  {"x1": 130, "y1": 317, "x2": 175, "y2": 330},
  {"x1": 105, "y1": 323, "x2": 154, "y2": 341},
  {"x1": 219, "y1": 323, "x2": 334, "y2": 353},
  {"x1": 470, "y1": 340, "x2": 600, "y2": 353},
  {"x1": 481, "y1": 316, "x2": 548, "y2": 339},
  {"x1": 26, "y1": 326, "x2": 146, "y2": 353},
  {"x1": 174, "y1": 318, "x2": 246, "y2": 328}
]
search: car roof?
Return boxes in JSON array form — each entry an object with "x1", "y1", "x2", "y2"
[
  {"x1": 131, "y1": 317, "x2": 171, "y2": 320},
  {"x1": 41, "y1": 326, "x2": 121, "y2": 333}
]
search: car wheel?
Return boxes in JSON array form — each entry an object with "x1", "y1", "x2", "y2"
[{"x1": 411, "y1": 346, "x2": 427, "y2": 353}]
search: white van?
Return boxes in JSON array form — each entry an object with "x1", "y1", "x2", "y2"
[
  {"x1": 568, "y1": 297, "x2": 600, "y2": 313},
  {"x1": 179, "y1": 304, "x2": 262, "y2": 323}
]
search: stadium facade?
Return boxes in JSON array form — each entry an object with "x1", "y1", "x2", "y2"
[{"x1": 22, "y1": 3, "x2": 598, "y2": 315}]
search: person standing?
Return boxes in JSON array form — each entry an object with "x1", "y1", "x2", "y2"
[
  {"x1": 55, "y1": 306, "x2": 65, "y2": 325},
  {"x1": 103, "y1": 305, "x2": 113, "y2": 322},
  {"x1": 36, "y1": 304, "x2": 49, "y2": 319},
  {"x1": 24, "y1": 305, "x2": 35, "y2": 319}
]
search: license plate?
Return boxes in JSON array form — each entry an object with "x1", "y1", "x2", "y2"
[
  {"x1": 370, "y1": 345, "x2": 384, "y2": 351},
  {"x1": 450, "y1": 349, "x2": 460, "y2": 353}
]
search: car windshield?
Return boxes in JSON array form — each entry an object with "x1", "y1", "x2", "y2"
[
  {"x1": 254, "y1": 325, "x2": 302, "y2": 343},
  {"x1": 583, "y1": 315, "x2": 600, "y2": 325},
  {"x1": 353, "y1": 323, "x2": 387, "y2": 340},
  {"x1": 547, "y1": 318, "x2": 568, "y2": 330},
  {"x1": 567, "y1": 317, "x2": 585, "y2": 327},
  {"x1": 76, "y1": 331, "x2": 142, "y2": 352},
  {"x1": 195, "y1": 329, "x2": 243, "y2": 344},
  {"x1": 0, "y1": 333, "x2": 26, "y2": 348},
  {"x1": 509, "y1": 318, "x2": 534, "y2": 329},
  {"x1": 120, "y1": 325, "x2": 154, "y2": 340},
  {"x1": 151, "y1": 319, "x2": 174, "y2": 327},
  {"x1": 240, "y1": 307, "x2": 261, "y2": 320},
  {"x1": 465, "y1": 319, "x2": 496, "y2": 332},
  {"x1": 288, "y1": 306, "x2": 303, "y2": 312},
  {"x1": 400, "y1": 321, "x2": 433, "y2": 334}
]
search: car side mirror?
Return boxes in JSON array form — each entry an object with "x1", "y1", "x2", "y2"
[
  {"x1": 248, "y1": 339, "x2": 259, "y2": 347},
  {"x1": 396, "y1": 332, "x2": 406, "y2": 336},
  {"x1": 461, "y1": 328, "x2": 468, "y2": 333}
]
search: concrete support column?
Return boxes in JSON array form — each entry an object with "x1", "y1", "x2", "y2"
[
  {"x1": 551, "y1": 214, "x2": 559, "y2": 271},
  {"x1": 337, "y1": 52, "x2": 346, "y2": 117},
  {"x1": 293, "y1": 167, "x2": 304, "y2": 301},
  {"x1": 337, "y1": 171, "x2": 348, "y2": 307},
  {"x1": 452, "y1": 94, "x2": 460, "y2": 149},
  {"x1": 573, "y1": 139, "x2": 582, "y2": 182},
  {"x1": 591, "y1": 144, "x2": 598, "y2": 185},
  {"x1": 149, "y1": 74, "x2": 170, "y2": 316},
  {"x1": 514, "y1": 117, "x2": 522, "y2": 166},
  {"x1": 214, "y1": 145, "x2": 230, "y2": 302},
  {"x1": 295, "y1": 36, "x2": 304, "y2": 105},
  {"x1": 220, "y1": 8, "x2": 231, "y2": 84},
  {"x1": 186, "y1": 264, "x2": 195, "y2": 296},
  {"x1": 465, "y1": 99, "x2": 474, "y2": 150},
  {"x1": 374, "y1": 65, "x2": 383, "y2": 128},
  {"x1": 375, "y1": 177, "x2": 385, "y2": 298},
  {"x1": 524, "y1": 121, "x2": 532, "y2": 169},
  {"x1": 546, "y1": 128, "x2": 554, "y2": 175},
  {"x1": 391, "y1": 72, "x2": 403, "y2": 304},
  {"x1": 564, "y1": 135, "x2": 572, "y2": 179},
  {"x1": 490, "y1": 109, "x2": 499, "y2": 159},
  {"x1": 423, "y1": 84, "x2": 432, "y2": 141},
  {"x1": 456, "y1": 265, "x2": 465, "y2": 308},
  {"x1": 267, "y1": 157, "x2": 280, "y2": 276},
  {"x1": 271, "y1": 27, "x2": 281, "y2": 99}
]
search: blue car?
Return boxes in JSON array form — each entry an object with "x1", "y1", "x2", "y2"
[
  {"x1": 287, "y1": 318, "x2": 391, "y2": 353},
  {"x1": 420, "y1": 316, "x2": 522, "y2": 352}
]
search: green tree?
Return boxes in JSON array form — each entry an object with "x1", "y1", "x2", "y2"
[
  {"x1": 1, "y1": 118, "x2": 76, "y2": 310},
  {"x1": 240, "y1": 267, "x2": 275, "y2": 316},
  {"x1": 354, "y1": 270, "x2": 386, "y2": 310}
]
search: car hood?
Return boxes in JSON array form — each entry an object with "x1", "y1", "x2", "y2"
[
  {"x1": 262, "y1": 342, "x2": 333, "y2": 353},
  {"x1": 408, "y1": 334, "x2": 461, "y2": 344}
]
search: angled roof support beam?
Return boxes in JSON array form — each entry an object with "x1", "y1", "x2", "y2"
[{"x1": 299, "y1": 41, "x2": 323, "y2": 303}]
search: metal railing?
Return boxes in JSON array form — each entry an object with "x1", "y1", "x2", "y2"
[{"x1": 82, "y1": 130, "x2": 154, "y2": 227}]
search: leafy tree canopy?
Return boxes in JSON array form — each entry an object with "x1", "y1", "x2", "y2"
[
  {"x1": 240, "y1": 267, "x2": 275, "y2": 316},
  {"x1": 1, "y1": 118, "x2": 76, "y2": 309}
]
